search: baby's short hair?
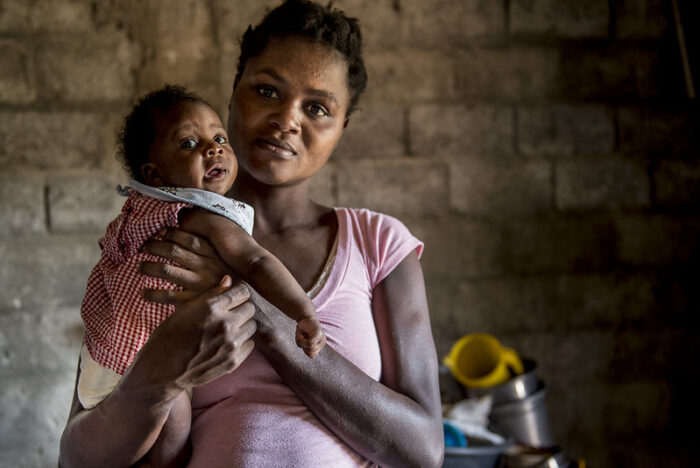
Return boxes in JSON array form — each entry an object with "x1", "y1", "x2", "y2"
[{"x1": 117, "y1": 85, "x2": 209, "y2": 183}]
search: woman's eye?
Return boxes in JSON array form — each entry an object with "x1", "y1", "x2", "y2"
[
  {"x1": 180, "y1": 138, "x2": 197, "y2": 149},
  {"x1": 214, "y1": 135, "x2": 227, "y2": 145},
  {"x1": 257, "y1": 85, "x2": 279, "y2": 99},
  {"x1": 306, "y1": 103, "x2": 329, "y2": 117}
]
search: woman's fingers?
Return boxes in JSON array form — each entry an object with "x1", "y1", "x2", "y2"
[
  {"x1": 186, "y1": 339, "x2": 256, "y2": 387},
  {"x1": 141, "y1": 238, "x2": 233, "y2": 291},
  {"x1": 179, "y1": 282, "x2": 257, "y2": 386},
  {"x1": 140, "y1": 261, "x2": 204, "y2": 290},
  {"x1": 142, "y1": 239, "x2": 210, "y2": 270},
  {"x1": 160, "y1": 228, "x2": 219, "y2": 258},
  {"x1": 141, "y1": 288, "x2": 199, "y2": 306}
]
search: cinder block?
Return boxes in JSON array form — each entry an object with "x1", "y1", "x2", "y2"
[
  {"x1": 517, "y1": 105, "x2": 615, "y2": 156},
  {"x1": 213, "y1": 0, "x2": 277, "y2": 55},
  {"x1": 308, "y1": 163, "x2": 336, "y2": 207},
  {"x1": 0, "y1": 307, "x2": 82, "y2": 377},
  {"x1": 559, "y1": 43, "x2": 662, "y2": 101},
  {"x1": 48, "y1": 172, "x2": 125, "y2": 233},
  {"x1": 451, "y1": 155, "x2": 551, "y2": 215},
  {"x1": 608, "y1": 327, "x2": 690, "y2": 382},
  {"x1": 503, "y1": 330, "x2": 616, "y2": 383},
  {"x1": 615, "y1": 0, "x2": 668, "y2": 38},
  {"x1": 333, "y1": 0, "x2": 406, "y2": 50},
  {"x1": 333, "y1": 104, "x2": 406, "y2": 159},
  {"x1": 0, "y1": 373, "x2": 75, "y2": 468},
  {"x1": 499, "y1": 213, "x2": 617, "y2": 274},
  {"x1": 336, "y1": 159, "x2": 449, "y2": 217},
  {"x1": 0, "y1": 112, "x2": 103, "y2": 170},
  {"x1": 410, "y1": 104, "x2": 513, "y2": 156},
  {"x1": 406, "y1": 217, "x2": 505, "y2": 281},
  {"x1": 0, "y1": 0, "x2": 31, "y2": 32},
  {"x1": 614, "y1": 213, "x2": 700, "y2": 266},
  {"x1": 455, "y1": 46, "x2": 559, "y2": 101},
  {"x1": 556, "y1": 156, "x2": 650, "y2": 209},
  {"x1": 546, "y1": 381, "x2": 609, "y2": 449},
  {"x1": 0, "y1": 171, "x2": 45, "y2": 235},
  {"x1": 36, "y1": 30, "x2": 138, "y2": 102},
  {"x1": 31, "y1": 0, "x2": 95, "y2": 32},
  {"x1": 606, "y1": 381, "x2": 672, "y2": 434},
  {"x1": 510, "y1": 0, "x2": 609, "y2": 37},
  {"x1": 133, "y1": 0, "x2": 219, "y2": 103},
  {"x1": 654, "y1": 158, "x2": 700, "y2": 206},
  {"x1": 0, "y1": 39, "x2": 36, "y2": 104},
  {"x1": 0, "y1": 235, "x2": 100, "y2": 311},
  {"x1": 364, "y1": 50, "x2": 456, "y2": 103},
  {"x1": 403, "y1": 0, "x2": 505, "y2": 46},
  {"x1": 618, "y1": 107, "x2": 695, "y2": 155},
  {"x1": 447, "y1": 273, "x2": 657, "y2": 336}
]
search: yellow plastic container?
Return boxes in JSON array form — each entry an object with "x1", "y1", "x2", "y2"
[{"x1": 443, "y1": 333, "x2": 524, "y2": 388}]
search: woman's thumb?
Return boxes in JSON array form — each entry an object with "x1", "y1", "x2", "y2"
[{"x1": 213, "y1": 275, "x2": 233, "y2": 291}]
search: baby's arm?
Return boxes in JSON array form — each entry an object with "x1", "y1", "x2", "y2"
[{"x1": 179, "y1": 208, "x2": 325, "y2": 358}]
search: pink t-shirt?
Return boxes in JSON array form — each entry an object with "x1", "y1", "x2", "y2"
[{"x1": 189, "y1": 207, "x2": 424, "y2": 467}]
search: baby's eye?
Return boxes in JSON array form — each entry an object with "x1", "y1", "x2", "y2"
[
  {"x1": 257, "y1": 85, "x2": 279, "y2": 99},
  {"x1": 306, "y1": 103, "x2": 329, "y2": 117},
  {"x1": 214, "y1": 135, "x2": 227, "y2": 145},
  {"x1": 180, "y1": 138, "x2": 197, "y2": 150}
]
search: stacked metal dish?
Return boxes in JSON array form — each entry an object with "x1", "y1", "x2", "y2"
[{"x1": 485, "y1": 359, "x2": 555, "y2": 448}]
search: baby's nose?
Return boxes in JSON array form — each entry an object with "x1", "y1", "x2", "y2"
[{"x1": 207, "y1": 145, "x2": 224, "y2": 156}]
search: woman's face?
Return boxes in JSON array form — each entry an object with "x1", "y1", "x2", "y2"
[{"x1": 228, "y1": 36, "x2": 351, "y2": 187}]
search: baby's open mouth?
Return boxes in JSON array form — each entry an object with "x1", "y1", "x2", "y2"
[{"x1": 205, "y1": 167, "x2": 226, "y2": 179}]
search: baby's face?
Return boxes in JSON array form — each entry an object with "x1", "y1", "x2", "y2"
[{"x1": 143, "y1": 101, "x2": 237, "y2": 195}]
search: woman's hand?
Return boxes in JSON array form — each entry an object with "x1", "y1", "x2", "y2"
[
  {"x1": 124, "y1": 275, "x2": 257, "y2": 399},
  {"x1": 59, "y1": 276, "x2": 257, "y2": 468},
  {"x1": 140, "y1": 228, "x2": 236, "y2": 305}
]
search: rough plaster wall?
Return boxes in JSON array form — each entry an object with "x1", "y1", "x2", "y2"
[{"x1": 0, "y1": 0, "x2": 698, "y2": 466}]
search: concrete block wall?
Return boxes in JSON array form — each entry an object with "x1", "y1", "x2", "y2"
[{"x1": 0, "y1": 1, "x2": 698, "y2": 466}]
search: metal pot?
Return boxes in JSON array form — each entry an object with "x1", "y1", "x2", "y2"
[{"x1": 488, "y1": 381, "x2": 555, "y2": 448}]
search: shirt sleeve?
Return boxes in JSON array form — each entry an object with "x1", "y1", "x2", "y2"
[{"x1": 355, "y1": 209, "x2": 424, "y2": 289}]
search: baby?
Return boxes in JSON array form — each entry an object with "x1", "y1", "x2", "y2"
[{"x1": 78, "y1": 85, "x2": 325, "y2": 465}]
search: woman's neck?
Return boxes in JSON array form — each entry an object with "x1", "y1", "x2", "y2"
[{"x1": 229, "y1": 172, "x2": 325, "y2": 234}]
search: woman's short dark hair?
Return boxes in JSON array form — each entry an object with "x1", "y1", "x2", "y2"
[
  {"x1": 117, "y1": 85, "x2": 208, "y2": 183},
  {"x1": 234, "y1": 0, "x2": 367, "y2": 116}
]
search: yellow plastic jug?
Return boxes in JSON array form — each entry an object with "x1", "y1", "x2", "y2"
[{"x1": 443, "y1": 333, "x2": 524, "y2": 388}]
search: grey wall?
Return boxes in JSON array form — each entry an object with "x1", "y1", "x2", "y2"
[{"x1": 0, "y1": 0, "x2": 698, "y2": 466}]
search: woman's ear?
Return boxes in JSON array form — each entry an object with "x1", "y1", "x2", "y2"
[{"x1": 140, "y1": 163, "x2": 162, "y2": 186}]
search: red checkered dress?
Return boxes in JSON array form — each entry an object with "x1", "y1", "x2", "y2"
[{"x1": 81, "y1": 192, "x2": 191, "y2": 375}]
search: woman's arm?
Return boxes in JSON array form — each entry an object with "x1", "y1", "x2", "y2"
[
  {"x1": 251, "y1": 251, "x2": 444, "y2": 468},
  {"x1": 59, "y1": 278, "x2": 256, "y2": 468},
  {"x1": 141, "y1": 231, "x2": 443, "y2": 467}
]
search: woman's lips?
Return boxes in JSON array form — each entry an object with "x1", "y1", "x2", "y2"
[{"x1": 257, "y1": 138, "x2": 296, "y2": 158}]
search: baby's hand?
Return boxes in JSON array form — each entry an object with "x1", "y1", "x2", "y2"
[{"x1": 295, "y1": 317, "x2": 326, "y2": 359}]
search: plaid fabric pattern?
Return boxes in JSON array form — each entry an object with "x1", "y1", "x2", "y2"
[{"x1": 81, "y1": 192, "x2": 190, "y2": 375}]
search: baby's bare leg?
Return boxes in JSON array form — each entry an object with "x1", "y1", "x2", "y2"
[
  {"x1": 138, "y1": 391, "x2": 191, "y2": 467},
  {"x1": 296, "y1": 317, "x2": 326, "y2": 358}
]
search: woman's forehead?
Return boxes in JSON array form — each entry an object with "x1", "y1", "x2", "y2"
[{"x1": 245, "y1": 37, "x2": 350, "y2": 98}]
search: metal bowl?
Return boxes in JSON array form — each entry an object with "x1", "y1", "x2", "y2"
[
  {"x1": 489, "y1": 358, "x2": 539, "y2": 405},
  {"x1": 466, "y1": 358, "x2": 539, "y2": 405}
]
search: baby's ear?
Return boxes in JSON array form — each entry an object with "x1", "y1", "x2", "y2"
[{"x1": 140, "y1": 163, "x2": 162, "y2": 186}]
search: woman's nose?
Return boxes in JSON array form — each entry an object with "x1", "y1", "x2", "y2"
[{"x1": 269, "y1": 102, "x2": 301, "y2": 134}]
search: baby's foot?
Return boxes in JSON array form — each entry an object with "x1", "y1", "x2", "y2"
[{"x1": 295, "y1": 317, "x2": 326, "y2": 358}]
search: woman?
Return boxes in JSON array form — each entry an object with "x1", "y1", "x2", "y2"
[{"x1": 59, "y1": 1, "x2": 443, "y2": 466}]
